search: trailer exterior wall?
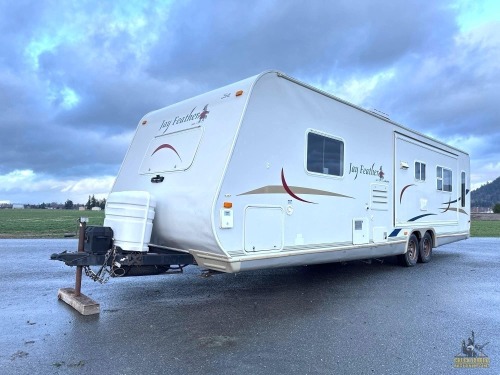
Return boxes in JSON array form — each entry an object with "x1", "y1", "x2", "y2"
[
  {"x1": 111, "y1": 75, "x2": 257, "y2": 255},
  {"x1": 216, "y1": 73, "x2": 393, "y2": 253},
  {"x1": 208, "y1": 72, "x2": 469, "y2": 270},
  {"x1": 109, "y1": 71, "x2": 470, "y2": 272}
]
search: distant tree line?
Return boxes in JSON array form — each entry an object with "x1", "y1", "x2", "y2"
[
  {"x1": 61, "y1": 195, "x2": 106, "y2": 210},
  {"x1": 0, "y1": 195, "x2": 107, "y2": 210},
  {"x1": 24, "y1": 202, "x2": 84, "y2": 210},
  {"x1": 84, "y1": 195, "x2": 106, "y2": 210}
]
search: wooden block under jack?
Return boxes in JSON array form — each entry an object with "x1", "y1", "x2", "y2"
[{"x1": 58, "y1": 288, "x2": 100, "y2": 315}]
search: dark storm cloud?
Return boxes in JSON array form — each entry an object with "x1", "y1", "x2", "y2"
[
  {"x1": 0, "y1": 0, "x2": 461, "y2": 179},
  {"x1": 0, "y1": 1, "x2": 178, "y2": 178},
  {"x1": 363, "y1": 22, "x2": 500, "y2": 159},
  {"x1": 0, "y1": 120, "x2": 126, "y2": 177},
  {"x1": 0, "y1": 0, "x2": 498, "y2": 202},
  {"x1": 147, "y1": 0, "x2": 457, "y2": 83}
]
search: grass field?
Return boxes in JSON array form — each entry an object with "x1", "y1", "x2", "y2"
[
  {"x1": 470, "y1": 220, "x2": 500, "y2": 237},
  {"x1": 0, "y1": 209, "x2": 498, "y2": 238},
  {"x1": 0, "y1": 209, "x2": 105, "y2": 238}
]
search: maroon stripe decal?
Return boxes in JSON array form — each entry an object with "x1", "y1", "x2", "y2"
[
  {"x1": 281, "y1": 168, "x2": 315, "y2": 204},
  {"x1": 151, "y1": 144, "x2": 182, "y2": 160},
  {"x1": 441, "y1": 200, "x2": 452, "y2": 213},
  {"x1": 400, "y1": 184, "x2": 415, "y2": 204}
]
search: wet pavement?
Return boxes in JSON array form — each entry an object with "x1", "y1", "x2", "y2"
[{"x1": 0, "y1": 238, "x2": 499, "y2": 374}]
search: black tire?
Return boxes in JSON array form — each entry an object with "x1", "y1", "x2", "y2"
[
  {"x1": 418, "y1": 232, "x2": 433, "y2": 263},
  {"x1": 399, "y1": 234, "x2": 419, "y2": 267}
]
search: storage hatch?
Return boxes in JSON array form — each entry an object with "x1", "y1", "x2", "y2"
[{"x1": 244, "y1": 206, "x2": 284, "y2": 252}]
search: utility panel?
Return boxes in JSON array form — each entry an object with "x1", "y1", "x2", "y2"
[{"x1": 352, "y1": 217, "x2": 369, "y2": 245}]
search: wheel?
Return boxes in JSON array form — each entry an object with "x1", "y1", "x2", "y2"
[
  {"x1": 418, "y1": 232, "x2": 433, "y2": 263},
  {"x1": 399, "y1": 234, "x2": 419, "y2": 267}
]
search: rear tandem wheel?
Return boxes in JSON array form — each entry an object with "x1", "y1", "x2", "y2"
[
  {"x1": 418, "y1": 232, "x2": 433, "y2": 263},
  {"x1": 399, "y1": 234, "x2": 419, "y2": 267}
]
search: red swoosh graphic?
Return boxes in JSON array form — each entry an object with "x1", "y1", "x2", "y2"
[
  {"x1": 151, "y1": 144, "x2": 182, "y2": 161},
  {"x1": 281, "y1": 168, "x2": 315, "y2": 204},
  {"x1": 441, "y1": 200, "x2": 452, "y2": 213},
  {"x1": 400, "y1": 184, "x2": 415, "y2": 203}
]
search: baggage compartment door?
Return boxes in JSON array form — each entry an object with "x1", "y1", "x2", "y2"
[{"x1": 244, "y1": 206, "x2": 284, "y2": 252}]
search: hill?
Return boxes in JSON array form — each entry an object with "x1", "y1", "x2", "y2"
[{"x1": 471, "y1": 176, "x2": 500, "y2": 208}]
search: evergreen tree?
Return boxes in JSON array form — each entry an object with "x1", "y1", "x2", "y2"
[
  {"x1": 64, "y1": 199, "x2": 74, "y2": 209},
  {"x1": 85, "y1": 195, "x2": 92, "y2": 210}
]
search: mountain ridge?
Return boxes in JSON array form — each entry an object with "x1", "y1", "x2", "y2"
[{"x1": 471, "y1": 176, "x2": 500, "y2": 208}]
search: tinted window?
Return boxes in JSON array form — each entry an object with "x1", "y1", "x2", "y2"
[
  {"x1": 307, "y1": 132, "x2": 344, "y2": 176},
  {"x1": 415, "y1": 161, "x2": 426, "y2": 181},
  {"x1": 461, "y1": 172, "x2": 466, "y2": 207},
  {"x1": 437, "y1": 166, "x2": 452, "y2": 192}
]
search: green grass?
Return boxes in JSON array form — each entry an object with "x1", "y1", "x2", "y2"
[
  {"x1": 0, "y1": 209, "x2": 104, "y2": 238},
  {"x1": 470, "y1": 220, "x2": 500, "y2": 237},
  {"x1": 0, "y1": 209, "x2": 498, "y2": 238}
]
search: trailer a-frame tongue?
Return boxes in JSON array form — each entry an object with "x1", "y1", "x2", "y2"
[{"x1": 52, "y1": 217, "x2": 196, "y2": 315}]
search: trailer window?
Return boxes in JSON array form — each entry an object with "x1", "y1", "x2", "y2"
[
  {"x1": 307, "y1": 132, "x2": 344, "y2": 176},
  {"x1": 415, "y1": 161, "x2": 426, "y2": 181},
  {"x1": 139, "y1": 126, "x2": 203, "y2": 174},
  {"x1": 437, "y1": 166, "x2": 452, "y2": 192},
  {"x1": 461, "y1": 171, "x2": 466, "y2": 207}
]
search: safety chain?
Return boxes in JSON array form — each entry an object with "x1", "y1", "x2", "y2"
[{"x1": 83, "y1": 247, "x2": 118, "y2": 284}]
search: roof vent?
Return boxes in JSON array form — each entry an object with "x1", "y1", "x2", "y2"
[{"x1": 370, "y1": 108, "x2": 390, "y2": 119}]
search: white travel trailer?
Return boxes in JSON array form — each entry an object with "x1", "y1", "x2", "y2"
[
  {"x1": 53, "y1": 71, "x2": 470, "y2": 277},
  {"x1": 102, "y1": 70, "x2": 470, "y2": 273}
]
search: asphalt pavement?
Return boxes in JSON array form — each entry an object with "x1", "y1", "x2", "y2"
[{"x1": 0, "y1": 238, "x2": 499, "y2": 375}]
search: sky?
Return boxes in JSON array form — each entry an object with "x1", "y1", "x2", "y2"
[{"x1": 0, "y1": 0, "x2": 499, "y2": 204}]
